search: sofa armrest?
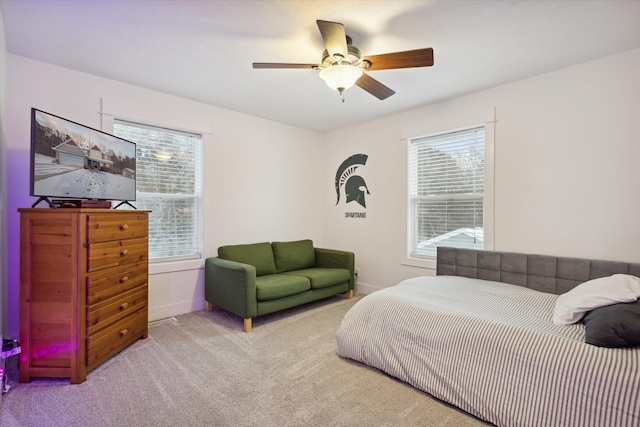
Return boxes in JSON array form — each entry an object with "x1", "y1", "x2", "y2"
[
  {"x1": 205, "y1": 257, "x2": 258, "y2": 319},
  {"x1": 314, "y1": 248, "x2": 355, "y2": 289}
]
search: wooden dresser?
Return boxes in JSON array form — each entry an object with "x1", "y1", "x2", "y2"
[{"x1": 19, "y1": 208, "x2": 150, "y2": 384}]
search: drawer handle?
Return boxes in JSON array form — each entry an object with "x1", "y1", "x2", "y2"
[
  {"x1": 120, "y1": 276, "x2": 129, "y2": 283},
  {"x1": 120, "y1": 249, "x2": 129, "y2": 256},
  {"x1": 120, "y1": 224, "x2": 129, "y2": 230},
  {"x1": 120, "y1": 302, "x2": 129, "y2": 310},
  {"x1": 120, "y1": 329, "x2": 129, "y2": 336}
]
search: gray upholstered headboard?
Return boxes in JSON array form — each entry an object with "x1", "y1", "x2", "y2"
[{"x1": 436, "y1": 247, "x2": 640, "y2": 295}]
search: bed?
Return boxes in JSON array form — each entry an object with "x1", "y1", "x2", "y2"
[{"x1": 336, "y1": 248, "x2": 640, "y2": 427}]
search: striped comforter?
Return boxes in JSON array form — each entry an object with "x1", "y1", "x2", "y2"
[{"x1": 336, "y1": 276, "x2": 640, "y2": 427}]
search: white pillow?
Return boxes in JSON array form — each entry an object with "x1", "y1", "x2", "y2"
[{"x1": 552, "y1": 274, "x2": 640, "y2": 325}]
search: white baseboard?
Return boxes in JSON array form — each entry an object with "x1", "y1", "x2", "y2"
[
  {"x1": 149, "y1": 298, "x2": 205, "y2": 322},
  {"x1": 149, "y1": 285, "x2": 379, "y2": 322},
  {"x1": 354, "y1": 281, "x2": 382, "y2": 295}
]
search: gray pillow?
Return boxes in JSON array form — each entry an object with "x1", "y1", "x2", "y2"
[{"x1": 582, "y1": 300, "x2": 640, "y2": 348}]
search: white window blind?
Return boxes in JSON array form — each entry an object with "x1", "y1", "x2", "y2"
[
  {"x1": 408, "y1": 126, "x2": 485, "y2": 258},
  {"x1": 113, "y1": 119, "x2": 203, "y2": 262}
]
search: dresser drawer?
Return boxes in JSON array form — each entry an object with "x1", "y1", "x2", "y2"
[
  {"x1": 87, "y1": 237, "x2": 148, "y2": 273},
  {"x1": 88, "y1": 286, "x2": 147, "y2": 335},
  {"x1": 87, "y1": 261, "x2": 147, "y2": 305},
  {"x1": 86, "y1": 213, "x2": 148, "y2": 243},
  {"x1": 87, "y1": 308, "x2": 147, "y2": 371}
]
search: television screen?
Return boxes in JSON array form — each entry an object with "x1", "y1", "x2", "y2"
[{"x1": 30, "y1": 108, "x2": 136, "y2": 203}]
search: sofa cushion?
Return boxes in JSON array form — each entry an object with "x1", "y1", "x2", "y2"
[
  {"x1": 272, "y1": 239, "x2": 316, "y2": 273},
  {"x1": 218, "y1": 242, "x2": 277, "y2": 276},
  {"x1": 283, "y1": 268, "x2": 351, "y2": 290},
  {"x1": 256, "y1": 274, "x2": 310, "y2": 301}
]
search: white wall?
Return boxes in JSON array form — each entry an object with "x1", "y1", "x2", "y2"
[
  {"x1": 5, "y1": 55, "x2": 324, "y2": 336},
  {"x1": 4, "y1": 44, "x2": 640, "y2": 337},
  {"x1": 0, "y1": 4, "x2": 8, "y2": 343},
  {"x1": 324, "y1": 48, "x2": 640, "y2": 294}
]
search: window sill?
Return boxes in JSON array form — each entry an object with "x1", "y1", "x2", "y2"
[
  {"x1": 401, "y1": 256, "x2": 437, "y2": 270},
  {"x1": 149, "y1": 258, "x2": 204, "y2": 275}
]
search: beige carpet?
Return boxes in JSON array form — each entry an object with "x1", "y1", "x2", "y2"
[{"x1": 0, "y1": 295, "x2": 489, "y2": 426}]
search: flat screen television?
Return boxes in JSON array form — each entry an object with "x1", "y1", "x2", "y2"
[{"x1": 30, "y1": 108, "x2": 137, "y2": 208}]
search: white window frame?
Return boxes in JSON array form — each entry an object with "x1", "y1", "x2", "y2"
[
  {"x1": 100, "y1": 98, "x2": 211, "y2": 275},
  {"x1": 402, "y1": 120, "x2": 495, "y2": 270},
  {"x1": 113, "y1": 119, "x2": 203, "y2": 263}
]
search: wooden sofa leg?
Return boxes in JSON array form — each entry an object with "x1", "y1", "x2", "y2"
[
  {"x1": 205, "y1": 301, "x2": 214, "y2": 312},
  {"x1": 347, "y1": 289, "x2": 353, "y2": 299},
  {"x1": 244, "y1": 318, "x2": 252, "y2": 333}
]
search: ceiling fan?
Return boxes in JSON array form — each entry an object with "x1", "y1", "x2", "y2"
[{"x1": 253, "y1": 20, "x2": 434, "y2": 102}]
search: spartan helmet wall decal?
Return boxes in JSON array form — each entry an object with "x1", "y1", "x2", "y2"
[{"x1": 335, "y1": 154, "x2": 370, "y2": 208}]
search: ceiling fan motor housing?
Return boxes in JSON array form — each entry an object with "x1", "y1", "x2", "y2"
[{"x1": 321, "y1": 45, "x2": 369, "y2": 69}]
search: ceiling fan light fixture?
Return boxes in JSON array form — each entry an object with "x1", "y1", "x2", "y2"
[
  {"x1": 253, "y1": 20, "x2": 433, "y2": 101},
  {"x1": 319, "y1": 64, "x2": 363, "y2": 93}
]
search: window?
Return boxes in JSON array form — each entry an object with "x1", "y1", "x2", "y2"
[
  {"x1": 407, "y1": 126, "x2": 485, "y2": 259},
  {"x1": 113, "y1": 120, "x2": 203, "y2": 262}
]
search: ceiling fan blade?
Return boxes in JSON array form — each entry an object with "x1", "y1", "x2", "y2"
[
  {"x1": 362, "y1": 48, "x2": 434, "y2": 71},
  {"x1": 253, "y1": 63, "x2": 318, "y2": 69},
  {"x1": 316, "y1": 20, "x2": 348, "y2": 59},
  {"x1": 355, "y1": 73, "x2": 395, "y2": 100}
]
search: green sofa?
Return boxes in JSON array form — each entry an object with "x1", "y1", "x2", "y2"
[{"x1": 205, "y1": 239, "x2": 355, "y2": 332}]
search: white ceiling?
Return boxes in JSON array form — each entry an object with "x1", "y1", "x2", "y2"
[{"x1": 2, "y1": 0, "x2": 640, "y2": 133}]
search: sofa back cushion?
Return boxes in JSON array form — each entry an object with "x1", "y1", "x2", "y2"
[
  {"x1": 272, "y1": 239, "x2": 316, "y2": 273},
  {"x1": 218, "y1": 242, "x2": 277, "y2": 276}
]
